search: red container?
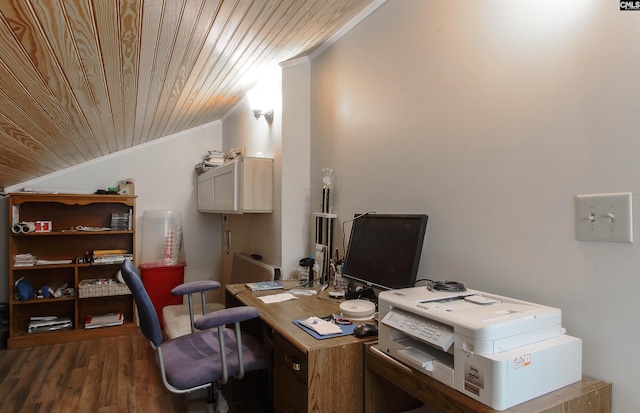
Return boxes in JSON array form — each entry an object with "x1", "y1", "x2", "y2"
[{"x1": 139, "y1": 263, "x2": 185, "y2": 328}]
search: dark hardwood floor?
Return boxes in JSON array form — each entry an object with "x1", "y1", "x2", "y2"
[{"x1": 0, "y1": 332, "x2": 203, "y2": 413}]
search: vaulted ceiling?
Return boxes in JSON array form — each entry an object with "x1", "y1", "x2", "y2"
[{"x1": 0, "y1": 0, "x2": 378, "y2": 190}]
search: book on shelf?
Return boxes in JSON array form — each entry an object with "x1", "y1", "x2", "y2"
[
  {"x1": 91, "y1": 254, "x2": 134, "y2": 264},
  {"x1": 245, "y1": 280, "x2": 283, "y2": 292},
  {"x1": 28, "y1": 317, "x2": 73, "y2": 333},
  {"x1": 84, "y1": 312, "x2": 124, "y2": 329},
  {"x1": 91, "y1": 249, "x2": 129, "y2": 257}
]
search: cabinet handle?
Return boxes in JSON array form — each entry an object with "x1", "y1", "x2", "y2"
[{"x1": 284, "y1": 354, "x2": 301, "y2": 371}]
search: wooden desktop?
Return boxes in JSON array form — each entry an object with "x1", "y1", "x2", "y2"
[
  {"x1": 226, "y1": 282, "x2": 612, "y2": 413},
  {"x1": 225, "y1": 281, "x2": 376, "y2": 413}
]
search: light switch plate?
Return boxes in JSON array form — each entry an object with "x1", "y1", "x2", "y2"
[{"x1": 576, "y1": 192, "x2": 633, "y2": 243}]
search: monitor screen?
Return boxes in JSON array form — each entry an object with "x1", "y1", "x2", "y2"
[{"x1": 342, "y1": 213, "x2": 428, "y2": 290}]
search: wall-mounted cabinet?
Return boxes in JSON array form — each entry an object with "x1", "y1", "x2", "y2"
[
  {"x1": 7, "y1": 193, "x2": 137, "y2": 349},
  {"x1": 198, "y1": 156, "x2": 273, "y2": 214}
]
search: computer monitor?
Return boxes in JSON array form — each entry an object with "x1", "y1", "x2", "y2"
[{"x1": 342, "y1": 213, "x2": 428, "y2": 291}]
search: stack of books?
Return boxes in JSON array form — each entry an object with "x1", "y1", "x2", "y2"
[
  {"x1": 84, "y1": 312, "x2": 124, "y2": 329},
  {"x1": 28, "y1": 316, "x2": 73, "y2": 333},
  {"x1": 204, "y1": 150, "x2": 225, "y2": 166},
  {"x1": 195, "y1": 150, "x2": 226, "y2": 174},
  {"x1": 110, "y1": 210, "x2": 132, "y2": 230},
  {"x1": 13, "y1": 253, "x2": 37, "y2": 266},
  {"x1": 88, "y1": 249, "x2": 133, "y2": 264}
]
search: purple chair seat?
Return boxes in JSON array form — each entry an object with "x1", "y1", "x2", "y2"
[{"x1": 162, "y1": 326, "x2": 270, "y2": 389}]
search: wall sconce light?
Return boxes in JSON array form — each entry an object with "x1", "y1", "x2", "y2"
[
  {"x1": 252, "y1": 108, "x2": 273, "y2": 124},
  {"x1": 248, "y1": 86, "x2": 274, "y2": 124}
]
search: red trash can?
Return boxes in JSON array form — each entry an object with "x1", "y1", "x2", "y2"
[{"x1": 139, "y1": 263, "x2": 185, "y2": 328}]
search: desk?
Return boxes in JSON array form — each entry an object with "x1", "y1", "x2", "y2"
[
  {"x1": 226, "y1": 282, "x2": 375, "y2": 413},
  {"x1": 365, "y1": 343, "x2": 612, "y2": 413}
]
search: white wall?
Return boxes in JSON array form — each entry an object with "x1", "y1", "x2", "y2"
[
  {"x1": 3, "y1": 122, "x2": 224, "y2": 302},
  {"x1": 281, "y1": 59, "x2": 313, "y2": 277},
  {"x1": 310, "y1": 1, "x2": 639, "y2": 412},
  {"x1": 221, "y1": 66, "x2": 312, "y2": 280},
  {"x1": 221, "y1": 78, "x2": 283, "y2": 281}
]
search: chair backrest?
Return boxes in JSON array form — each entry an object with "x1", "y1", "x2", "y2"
[{"x1": 121, "y1": 259, "x2": 163, "y2": 347}]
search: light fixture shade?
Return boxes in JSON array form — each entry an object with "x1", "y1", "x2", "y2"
[
  {"x1": 253, "y1": 108, "x2": 273, "y2": 124},
  {"x1": 248, "y1": 85, "x2": 274, "y2": 124},
  {"x1": 247, "y1": 87, "x2": 267, "y2": 111}
]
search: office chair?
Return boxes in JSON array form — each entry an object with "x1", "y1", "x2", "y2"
[{"x1": 120, "y1": 259, "x2": 271, "y2": 413}]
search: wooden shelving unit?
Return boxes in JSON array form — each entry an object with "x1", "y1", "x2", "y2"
[{"x1": 7, "y1": 193, "x2": 138, "y2": 349}]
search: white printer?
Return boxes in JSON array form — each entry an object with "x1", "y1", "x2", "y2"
[{"x1": 377, "y1": 286, "x2": 582, "y2": 411}]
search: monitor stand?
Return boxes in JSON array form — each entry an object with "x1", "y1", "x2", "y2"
[{"x1": 346, "y1": 282, "x2": 377, "y2": 303}]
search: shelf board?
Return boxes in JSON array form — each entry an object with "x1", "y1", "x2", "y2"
[
  {"x1": 12, "y1": 263, "x2": 75, "y2": 270},
  {"x1": 9, "y1": 192, "x2": 136, "y2": 205},
  {"x1": 12, "y1": 296, "x2": 76, "y2": 305},
  {"x1": 12, "y1": 262, "x2": 128, "y2": 270},
  {"x1": 7, "y1": 322, "x2": 138, "y2": 349},
  {"x1": 78, "y1": 293, "x2": 132, "y2": 300},
  {"x1": 12, "y1": 230, "x2": 134, "y2": 236},
  {"x1": 313, "y1": 212, "x2": 337, "y2": 218}
]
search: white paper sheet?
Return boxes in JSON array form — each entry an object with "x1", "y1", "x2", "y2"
[
  {"x1": 299, "y1": 316, "x2": 342, "y2": 335},
  {"x1": 257, "y1": 292, "x2": 298, "y2": 304}
]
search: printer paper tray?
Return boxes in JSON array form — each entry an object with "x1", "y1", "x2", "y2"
[{"x1": 392, "y1": 337, "x2": 455, "y2": 386}]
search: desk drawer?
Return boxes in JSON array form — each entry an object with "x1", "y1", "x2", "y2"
[
  {"x1": 275, "y1": 362, "x2": 307, "y2": 413},
  {"x1": 274, "y1": 333, "x2": 307, "y2": 384},
  {"x1": 274, "y1": 333, "x2": 307, "y2": 412}
]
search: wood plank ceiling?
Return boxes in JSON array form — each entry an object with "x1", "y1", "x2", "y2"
[{"x1": 0, "y1": 0, "x2": 375, "y2": 189}]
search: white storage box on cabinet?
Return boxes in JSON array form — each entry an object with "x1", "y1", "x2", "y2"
[{"x1": 198, "y1": 156, "x2": 273, "y2": 213}]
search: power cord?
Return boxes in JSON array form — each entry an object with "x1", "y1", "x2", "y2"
[
  {"x1": 426, "y1": 280, "x2": 467, "y2": 292},
  {"x1": 341, "y1": 211, "x2": 377, "y2": 254}
]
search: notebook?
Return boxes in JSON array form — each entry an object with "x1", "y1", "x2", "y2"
[
  {"x1": 245, "y1": 280, "x2": 284, "y2": 292},
  {"x1": 84, "y1": 312, "x2": 124, "y2": 329},
  {"x1": 293, "y1": 318, "x2": 356, "y2": 339}
]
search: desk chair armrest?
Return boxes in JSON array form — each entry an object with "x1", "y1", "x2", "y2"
[
  {"x1": 170, "y1": 280, "x2": 222, "y2": 335},
  {"x1": 171, "y1": 280, "x2": 221, "y2": 296},
  {"x1": 195, "y1": 306, "x2": 260, "y2": 384},
  {"x1": 194, "y1": 306, "x2": 259, "y2": 330}
]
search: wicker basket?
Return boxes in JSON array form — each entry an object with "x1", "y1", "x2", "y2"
[{"x1": 78, "y1": 279, "x2": 131, "y2": 298}]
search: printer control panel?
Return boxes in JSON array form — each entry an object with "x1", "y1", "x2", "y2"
[{"x1": 382, "y1": 307, "x2": 455, "y2": 352}]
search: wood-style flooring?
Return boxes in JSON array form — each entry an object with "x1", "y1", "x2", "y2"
[{"x1": 0, "y1": 332, "x2": 203, "y2": 413}]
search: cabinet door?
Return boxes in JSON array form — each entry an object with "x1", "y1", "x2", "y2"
[
  {"x1": 242, "y1": 158, "x2": 273, "y2": 213},
  {"x1": 197, "y1": 160, "x2": 239, "y2": 212}
]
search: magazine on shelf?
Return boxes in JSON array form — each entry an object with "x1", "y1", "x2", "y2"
[{"x1": 84, "y1": 312, "x2": 124, "y2": 329}]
